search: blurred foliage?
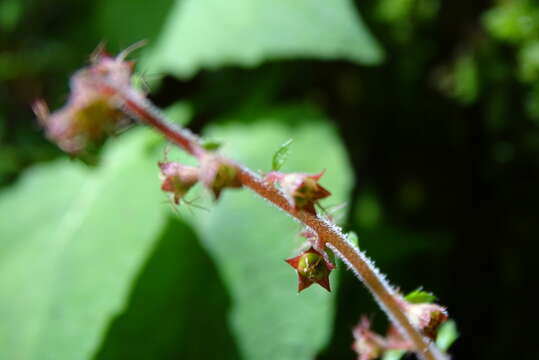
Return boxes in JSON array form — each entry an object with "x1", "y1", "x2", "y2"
[
  {"x1": 145, "y1": 0, "x2": 383, "y2": 78},
  {"x1": 404, "y1": 288, "x2": 437, "y2": 304},
  {"x1": 436, "y1": 320, "x2": 459, "y2": 352},
  {"x1": 1, "y1": 0, "x2": 538, "y2": 359}
]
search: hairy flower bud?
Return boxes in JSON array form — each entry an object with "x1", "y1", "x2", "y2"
[
  {"x1": 404, "y1": 302, "x2": 448, "y2": 339},
  {"x1": 285, "y1": 247, "x2": 333, "y2": 292},
  {"x1": 352, "y1": 317, "x2": 386, "y2": 360},
  {"x1": 265, "y1": 171, "x2": 330, "y2": 214},
  {"x1": 199, "y1": 154, "x2": 242, "y2": 199},
  {"x1": 33, "y1": 44, "x2": 143, "y2": 153},
  {"x1": 159, "y1": 162, "x2": 200, "y2": 204}
]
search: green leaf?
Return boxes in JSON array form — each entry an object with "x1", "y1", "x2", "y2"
[
  {"x1": 482, "y1": 0, "x2": 539, "y2": 44},
  {"x1": 183, "y1": 107, "x2": 353, "y2": 360},
  {"x1": 382, "y1": 349, "x2": 406, "y2": 360},
  {"x1": 146, "y1": 0, "x2": 384, "y2": 78},
  {"x1": 355, "y1": 191, "x2": 383, "y2": 228},
  {"x1": 0, "y1": 0, "x2": 23, "y2": 32},
  {"x1": 435, "y1": 319, "x2": 459, "y2": 352},
  {"x1": 519, "y1": 40, "x2": 539, "y2": 83},
  {"x1": 404, "y1": 288, "x2": 437, "y2": 304},
  {"x1": 271, "y1": 138, "x2": 293, "y2": 171},
  {"x1": 201, "y1": 138, "x2": 223, "y2": 151},
  {"x1": 453, "y1": 54, "x2": 479, "y2": 105},
  {"x1": 347, "y1": 231, "x2": 359, "y2": 248},
  {"x1": 94, "y1": 217, "x2": 241, "y2": 360},
  {"x1": 95, "y1": 0, "x2": 176, "y2": 50},
  {"x1": 0, "y1": 129, "x2": 167, "y2": 360}
]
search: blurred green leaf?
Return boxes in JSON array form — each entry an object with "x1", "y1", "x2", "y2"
[
  {"x1": 453, "y1": 55, "x2": 479, "y2": 105},
  {"x1": 382, "y1": 349, "x2": 406, "y2": 360},
  {"x1": 0, "y1": 130, "x2": 166, "y2": 360},
  {"x1": 347, "y1": 231, "x2": 359, "y2": 248},
  {"x1": 95, "y1": 0, "x2": 176, "y2": 49},
  {"x1": 483, "y1": 0, "x2": 539, "y2": 44},
  {"x1": 376, "y1": 0, "x2": 415, "y2": 23},
  {"x1": 404, "y1": 288, "x2": 437, "y2": 303},
  {"x1": 146, "y1": 0, "x2": 384, "y2": 78},
  {"x1": 271, "y1": 138, "x2": 293, "y2": 171},
  {"x1": 518, "y1": 40, "x2": 539, "y2": 83},
  {"x1": 435, "y1": 319, "x2": 459, "y2": 352},
  {"x1": 94, "y1": 217, "x2": 241, "y2": 360},
  {"x1": 355, "y1": 191, "x2": 383, "y2": 228},
  {"x1": 0, "y1": 0, "x2": 22, "y2": 32},
  {"x1": 525, "y1": 83, "x2": 539, "y2": 123},
  {"x1": 182, "y1": 107, "x2": 353, "y2": 360},
  {"x1": 201, "y1": 138, "x2": 223, "y2": 151}
]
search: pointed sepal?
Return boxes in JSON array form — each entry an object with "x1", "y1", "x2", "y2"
[
  {"x1": 199, "y1": 154, "x2": 242, "y2": 200},
  {"x1": 285, "y1": 247, "x2": 333, "y2": 292}
]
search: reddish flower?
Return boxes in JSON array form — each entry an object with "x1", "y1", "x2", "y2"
[
  {"x1": 385, "y1": 326, "x2": 413, "y2": 351},
  {"x1": 351, "y1": 318, "x2": 417, "y2": 360},
  {"x1": 285, "y1": 247, "x2": 333, "y2": 292},
  {"x1": 265, "y1": 171, "x2": 331, "y2": 214},
  {"x1": 352, "y1": 317, "x2": 387, "y2": 360},
  {"x1": 159, "y1": 162, "x2": 200, "y2": 204},
  {"x1": 199, "y1": 154, "x2": 242, "y2": 200},
  {"x1": 404, "y1": 302, "x2": 448, "y2": 339},
  {"x1": 396, "y1": 296, "x2": 448, "y2": 339},
  {"x1": 33, "y1": 45, "x2": 142, "y2": 153}
]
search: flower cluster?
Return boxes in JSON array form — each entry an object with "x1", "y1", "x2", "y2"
[
  {"x1": 37, "y1": 44, "x2": 451, "y2": 360},
  {"x1": 352, "y1": 295, "x2": 448, "y2": 359},
  {"x1": 159, "y1": 155, "x2": 241, "y2": 204}
]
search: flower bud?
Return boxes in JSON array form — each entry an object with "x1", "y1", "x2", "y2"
[
  {"x1": 199, "y1": 155, "x2": 242, "y2": 199},
  {"x1": 402, "y1": 301, "x2": 448, "y2": 339},
  {"x1": 265, "y1": 171, "x2": 330, "y2": 214},
  {"x1": 352, "y1": 317, "x2": 386, "y2": 360},
  {"x1": 34, "y1": 45, "x2": 142, "y2": 153},
  {"x1": 285, "y1": 247, "x2": 333, "y2": 292},
  {"x1": 159, "y1": 162, "x2": 199, "y2": 204}
]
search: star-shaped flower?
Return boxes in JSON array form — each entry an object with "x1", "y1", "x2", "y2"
[
  {"x1": 199, "y1": 154, "x2": 242, "y2": 200},
  {"x1": 285, "y1": 247, "x2": 333, "y2": 292},
  {"x1": 266, "y1": 171, "x2": 331, "y2": 214}
]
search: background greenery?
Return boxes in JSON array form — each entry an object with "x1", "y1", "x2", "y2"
[{"x1": 1, "y1": 0, "x2": 537, "y2": 359}]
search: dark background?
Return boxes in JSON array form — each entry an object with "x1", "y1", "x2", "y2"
[{"x1": 1, "y1": 0, "x2": 538, "y2": 359}]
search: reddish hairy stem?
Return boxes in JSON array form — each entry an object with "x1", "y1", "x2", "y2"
[{"x1": 105, "y1": 84, "x2": 447, "y2": 360}]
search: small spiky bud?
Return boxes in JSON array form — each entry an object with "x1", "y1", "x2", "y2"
[
  {"x1": 159, "y1": 162, "x2": 199, "y2": 204},
  {"x1": 199, "y1": 154, "x2": 242, "y2": 199},
  {"x1": 265, "y1": 171, "x2": 330, "y2": 214},
  {"x1": 285, "y1": 247, "x2": 333, "y2": 292}
]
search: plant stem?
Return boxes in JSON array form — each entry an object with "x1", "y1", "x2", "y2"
[{"x1": 106, "y1": 84, "x2": 447, "y2": 360}]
